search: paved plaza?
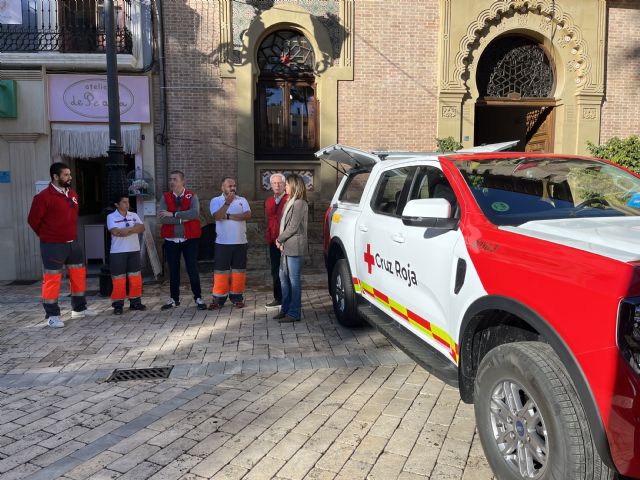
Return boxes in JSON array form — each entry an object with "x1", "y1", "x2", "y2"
[{"x1": 0, "y1": 270, "x2": 495, "y2": 480}]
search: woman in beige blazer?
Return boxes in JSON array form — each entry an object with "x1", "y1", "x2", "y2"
[{"x1": 274, "y1": 174, "x2": 308, "y2": 322}]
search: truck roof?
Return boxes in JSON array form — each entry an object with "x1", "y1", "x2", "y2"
[{"x1": 315, "y1": 141, "x2": 520, "y2": 169}]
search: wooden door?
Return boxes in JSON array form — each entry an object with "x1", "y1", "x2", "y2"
[
  {"x1": 525, "y1": 106, "x2": 554, "y2": 152},
  {"x1": 474, "y1": 103, "x2": 555, "y2": 153}
]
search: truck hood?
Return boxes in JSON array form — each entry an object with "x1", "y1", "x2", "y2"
[{"x1": 501, "y1": 217, "x2": 640, "y2": 263}]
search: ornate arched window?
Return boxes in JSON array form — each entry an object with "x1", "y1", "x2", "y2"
[
  {"x1": 255, "y1": 30, "x2": 318, "y2": 159},
  {"x1": 257, "y1": 30, "x2": 315, "y2": 75},
  {"x1": 477, "y1": 36, "x2": 554, "y2": 99}
]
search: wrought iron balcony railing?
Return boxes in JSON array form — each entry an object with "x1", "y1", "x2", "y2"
[{"x1": 0, "y1": 0, "x2": 132, "y2": 54}]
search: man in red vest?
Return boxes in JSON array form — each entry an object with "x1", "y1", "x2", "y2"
[
  {"x1": 264, "y1": 173, "x2": 288, "y2": 308},
  {"x1": 158, "y1": 170, "x2": 207, "y2": 311},
  {"x1": 28, "y1": 162, "x2": 97, "y2": 328}
]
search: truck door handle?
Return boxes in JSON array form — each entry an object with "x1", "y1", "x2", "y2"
[
  {"x1": 359, "y1": 225, "x2": 368, "y2": 232},
  {"x1": 392, "y1": 233, "x2": 405, "y2": 243}
]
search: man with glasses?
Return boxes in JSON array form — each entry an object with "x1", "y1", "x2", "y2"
[
  {"x1": 264, "y1": 173, "x2": 288, "y2": 308},
  {"x1": 28, "y1": 162, "x2": 97, "y2": 328},
  {"x1": 158, "y1": 170, "x2": 207, "y2": 311}
]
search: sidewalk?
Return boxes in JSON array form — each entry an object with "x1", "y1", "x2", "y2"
[{"x1": 0, "y1": 270, "x2": 495, "y2": 480}]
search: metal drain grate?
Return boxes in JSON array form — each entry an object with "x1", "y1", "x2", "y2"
[
  {"x1": 107, "y1": 366, "x2": 173, "y2": 382},
  {"x1": 8, "y1": 280, "x2": 39, "y2": 286}
]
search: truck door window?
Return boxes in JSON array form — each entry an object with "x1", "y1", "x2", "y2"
[
  {"x1": 409, "y1": 166, "x2": 459, "y2": 215},
  {"x1": 371, "y1": 167, "x2": 412, "y2": 216}
]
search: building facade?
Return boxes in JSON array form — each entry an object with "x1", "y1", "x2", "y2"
[
  {"x1": 159, "y1": 0, "x2": 640, "y2": 201},
  {"x1": 1, "y1": 0, "x2": 638, "y2": 280},
  {"x1": 0, "y1": 0, "x2": 155, "y2": 280}
]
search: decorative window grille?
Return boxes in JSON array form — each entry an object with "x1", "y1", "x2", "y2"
[
  {"x1": 257, "y1": 30, "x2": 315, "y2": 75},
  {"x1": 477, "y1": 37, "x2": 554, "y2": 99}
]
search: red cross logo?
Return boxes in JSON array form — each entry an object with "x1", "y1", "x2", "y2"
[{"x1": 364, "y1": 243, "x2": 375, "y2": 274}]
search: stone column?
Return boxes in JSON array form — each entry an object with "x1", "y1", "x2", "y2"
[
  {"x1": 437, "y1": 91, "x2": 467, "y2": 146},
  {"x1": 575, "y1": 93, "x2": 604, "y2": 155}
]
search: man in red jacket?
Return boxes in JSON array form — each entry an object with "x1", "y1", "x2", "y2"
[
  {"x1": 28, "y1": 162, "x2": 96, "y2": 328},
  {"x1": 264, "y1": 173, "x2": 288, "y2": 308}
]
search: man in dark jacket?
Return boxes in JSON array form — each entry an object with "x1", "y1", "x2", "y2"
[
  {"x1": 264, "y1": 173, "x2": 288, "y2": 308},
  {"x1": 28, "y1": 162, "x2": 96, "y2": 328},
  {"x1": 158, "y1": 170, "x2": 207, "y2": 311}
]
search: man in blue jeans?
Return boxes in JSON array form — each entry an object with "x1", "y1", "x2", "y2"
[{"x1": 158, "y1": 170, "x2": 207, "y2": 311}]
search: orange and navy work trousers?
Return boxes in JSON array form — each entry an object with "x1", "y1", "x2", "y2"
[
  {"x1": 211, "y1": 243, "x2": 248, "y2": 305},
  {"x1": 109, "y1": 251, "x2": 143, "y2": 308},
  {"x1": 40, "y1": 241, "x2": 87, "y2": 317}
]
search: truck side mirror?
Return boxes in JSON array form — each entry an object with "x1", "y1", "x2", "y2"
[{"x1": 401, "y1": 198, "x2": 459, "y2": 230}]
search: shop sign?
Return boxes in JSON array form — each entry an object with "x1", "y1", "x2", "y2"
[{"x1": 48, "y1": 75, "x2": 150, "y2": 123}]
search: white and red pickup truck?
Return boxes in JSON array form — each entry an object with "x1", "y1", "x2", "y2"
[{"x1": 318, "y1": 143, "x2": 640, "y2": 480}]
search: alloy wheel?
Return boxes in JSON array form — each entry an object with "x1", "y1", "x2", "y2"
[{"x1": 489, "y1": 380, "x2": 548, "y2": 478}]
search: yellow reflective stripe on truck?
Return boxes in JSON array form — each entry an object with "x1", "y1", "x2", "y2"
[{"x1": 355, "y1": 278, "x2": 459, "y2": 364}]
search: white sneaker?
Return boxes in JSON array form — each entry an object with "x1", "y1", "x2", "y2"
[
  {"x1": 71, "y1": 309, "x2": 98, "y2": 319},
  {"x1": 195, "y1": 297, "x2": 207, "y2": 310},
  {"x1": 47, "y1": 316, "x2": 64, "y2": 328},
  {"x1": 161, "y1": 298, "x2": 180, "y2": 310}
]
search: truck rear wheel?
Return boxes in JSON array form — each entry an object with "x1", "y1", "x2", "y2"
[
  {"x1": 473, "y1": 342, "x2": 613, "y2": 480},
  {"x1": 331, "y1": 259, "x2": 363, "y2": 327}
]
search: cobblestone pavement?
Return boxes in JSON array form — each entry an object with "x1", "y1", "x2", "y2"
[{"x1": 0, "y1": 270, "x2": 495, "y2": 480}]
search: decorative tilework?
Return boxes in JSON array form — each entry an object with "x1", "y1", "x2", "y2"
[{"x1": 260, "y1": 169, "x2": 314, "y2": 191}]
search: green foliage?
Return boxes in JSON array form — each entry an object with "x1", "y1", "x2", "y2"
[
  {"x1": 587, "y1": 135, "x2": 640, "y2": 174},
  {"x1": 567, "y1": 167, "x2": 615, "y2": 204},
  {"x1": 436, "y1": 136, "x2": 463, "y2": 153}
]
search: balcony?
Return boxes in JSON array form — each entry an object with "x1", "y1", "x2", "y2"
[{"x1": 0, "y1": 0, "x2": 150, "y2": 70}]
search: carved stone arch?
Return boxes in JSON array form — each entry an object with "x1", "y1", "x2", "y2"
[
  {"x1": 437, "y1": 0, "x2": 606, "y2": 156},
  {"x1": 453, "y1": 1, "x2": 591, "y2": 95}
]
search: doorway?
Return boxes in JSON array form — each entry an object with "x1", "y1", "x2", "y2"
[
  {"x1": 475, "y1": 104, "x2": 555, "y2": 152},
  {"x1": 474, "y1": 35, "x2": 556, "y2": 152}
]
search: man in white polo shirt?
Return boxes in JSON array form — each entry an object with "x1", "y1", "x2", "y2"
[
  {"x1": 209, "y1": 177, "x2": 252, "y2": 309},
  {"x1": 107, "y1": 194, "x2": 146, "y2": 315}
]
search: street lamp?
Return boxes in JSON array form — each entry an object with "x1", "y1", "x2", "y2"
[{"x1": 100, "y1": 0, "x2": 128, "y2": 296}]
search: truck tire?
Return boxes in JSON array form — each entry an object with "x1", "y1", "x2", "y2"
[
  {"x1": 473, "y1": 342, "x2": 613, "y2": 480},
  {"x1": 331, "y1": 259, "x2": 363, "y2": 327}
]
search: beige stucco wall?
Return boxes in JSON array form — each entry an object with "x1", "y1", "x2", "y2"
[{"x1": 0, "y1": 70, "x2": 49, "y2": 280}]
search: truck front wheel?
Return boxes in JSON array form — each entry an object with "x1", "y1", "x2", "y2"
[{"x1": 473, "y1": 342, "x2": 612, "y2": 480}]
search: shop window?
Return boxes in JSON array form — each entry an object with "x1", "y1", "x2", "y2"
[
  {"x1": 74, "y1": 155, "x2": 135, "y2": 215},
  {"x1": 255, "y1": 30, "x2": 318, "y2": 160}
]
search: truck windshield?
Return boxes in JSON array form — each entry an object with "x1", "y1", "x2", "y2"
[{"x1": 455, "y1": 157, "x2": 640, "y2": 226}]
